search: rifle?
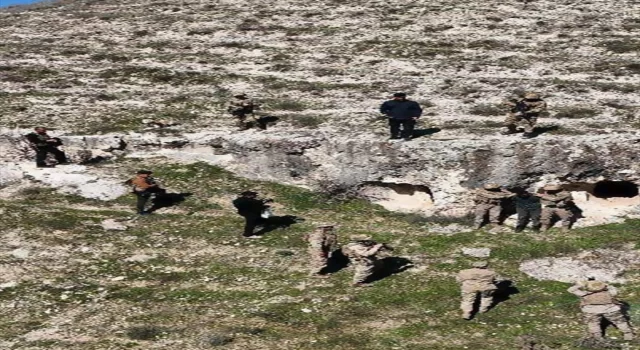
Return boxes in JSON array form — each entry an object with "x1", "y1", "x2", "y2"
[{"x1": 512, "y1": 100, "x2": 531, "y2": 117}]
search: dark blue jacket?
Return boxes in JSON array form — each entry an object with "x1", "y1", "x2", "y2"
[{"x1": 380, "y1": 99, "x2": 423, "y2": 120}]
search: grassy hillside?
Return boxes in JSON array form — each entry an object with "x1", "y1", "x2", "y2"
[{"x1": 2, "y1": 161, "x2": 640, "y2": 349}]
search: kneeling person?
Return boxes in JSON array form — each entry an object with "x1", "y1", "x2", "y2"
[{"x1": 342, "y1": 234, "x2": 388, "y2": 287}]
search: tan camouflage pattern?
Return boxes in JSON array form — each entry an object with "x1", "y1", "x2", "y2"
[
  {"x1": 342, "y1": 241, "x2": 381, "y2": 284},
  {"x1": 504, "y1": 98, "x2": 547, "y2": 133},
  {"x1": 305, "y1": 227, "x2": 337, "y2": 275},
  {"x1": 457, "y1": 267, "x2": 498, "y2": 317},
  {"x1": 568, "y1": 282, "x2": 634, "y2": 339},
  {"x1": 538, "y1": 190, "x2": 573, "y2": 230},
  {"x1": 226, "y1": 96, "x2": 256, "y2": 129},
  {"x1": 474, "y1": 188, "x2": 513, "y2": 226},
  {"x1": 584, "y1": 311, "x2": 633, "y2": 340}
]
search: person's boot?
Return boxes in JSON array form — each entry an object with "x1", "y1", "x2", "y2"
[
  {"x1": 624, "y1": 332, "x2": 634, "y2": 341},
  {"x1": 540, "y1": 225, "x2": 550, "y2": 232},
  {"x1": 473, "y1": 223, "x2": 483, "y2": 230},
  {"x1": 501, "y1": 126, "x2": 517, "y2": 135},
  {"x1": 561, "y1": 226, "x2": 570, "y2": 233},
  {"x1": 514, "y1": 225, "x2": 525, "y2": 233},
  {"x1": 37, "y1": 164, "x2": 54, "y2": 168},
  {"x1": 462, "y1": 312, "x2": 472, "y2": 320},
  {"x1": 531, "y1": 225, "x2": 540, "y2": 233}
]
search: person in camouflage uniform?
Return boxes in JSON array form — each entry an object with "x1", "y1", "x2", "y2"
[
  {"x1": 226, "y1": 93, "x2": 257, "y2": 130},
  {"x1": 568, "y1": 279, "x2": 634, "y2": 341},
  {"x1": 342, "y1": 234, "x2": 386, "y2": 287},
  {"x1": 305, "y1": 224, "x2": 338, "y2": 277},
  {"x1": 474, "y1": 183, "x2": 515, "y2": 229},
  {"x1": 457, "y1": 261, "x2": 499, "y2": 320},
  {"x1": 536, "y1": 184, "x2": 573, "y2": 232},
  {"x1": 514, "y1": 190, "x2": 542, "y2": 232},
  {"x1": 503, "y1": 92, "x2": 547, "y2": 139}
]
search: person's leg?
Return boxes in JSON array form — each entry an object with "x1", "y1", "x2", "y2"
[
  {"x1": 488, "y1": 204, "x2": 502, "y2": 225},
  {"x1": 503, "y1": 114, "x2": 519, "y2": 134},
  {"x1": 35, "y1": 147, "x2": 48, "y2": 167},
  {"x1": 401, "y1": 119, "x2": 416, "y2": 140},
  {"x1": 515, "y1": 206, "x2": 528, "y2": 232},
  {"x1": 479, "y1": 290, "x2": 495, "y2": 313},
  {"x1": 584, "y1": 313, "x2": 604, "y2": 339},
  {"x1": 540, "y1": 208, "x2": 553, "y2": 231},
  {"x1": 530, "y1": 207, "x2": 541, "y2": 231},
  {"x1": 605, "y1": 310, "x2": 634, "y2": 340},
  {"x1": 49, "y1": 146, "x2": 68, "y2": 164},
  {"x1": 388, "y1": 119, "x2": 401, "y2": 139},
  {"x1": 474, "y1": 205, "x2": 489, "y2": 229},
  {"x1": 460, "y1": 291, "x2": 477, "y2": 319},
  {"x1": 556, "y1": 208, "x2": 573, "y2": 232},
  {"x1": 243, "y1": 215, "x2": 259, "y2": 236},
  {"x1": 353, "y1": 262, "x2": 375, "y2": 285},
  {"x1": 135, "y1": 193, "x2": 150, "y2": 214}
]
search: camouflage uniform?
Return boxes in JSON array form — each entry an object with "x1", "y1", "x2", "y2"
[
  {"x1": 457, "y1": 261, "x2": 498, "y2": 319},
  {"x1": 474, "y1": 184, "x2": 514, "y2": 229},
  {"x1": 305, "y1": 225, "x2": 338, "y2": 276},
  {"x1": 504, "y1": 92, "x2": 547, "y2": 137},
  {"x1": 342, "y1": 235, "x2": 384, "y2": 286},
  {"x1": 537, "y1": 185, "x2": 573, "y2": 232},
  {"x1": 568, "y1": 280, "x2": 633, "y2": 340},
  {"x1": 226, "y1": 93, "x2": 256, "y2": 130}
]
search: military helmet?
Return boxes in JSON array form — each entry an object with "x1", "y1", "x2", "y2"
[
  {"x1": 472, "y1": 261, "x2": 489, "y2": 268},
  {"x1": 137, "y1": 170, "x2": 153, "y2": 175},
  {"x1": 393, "y1": 92, "x2": 407, "y2": 98},
  {"x1": 543, "y1": 184, "x2": 562, "y2": 191},
  {"x1": 233, "y1": 92, "x2": 247, "y2": 98},
  {"x1": 240, "y1": 190, "x2": 258, "y2": 196},
  {"x1": 585, "y1": 280, "x2": 608, "y2": 292},
  {"x1": 350, "y1": 234, "x2": 372, "y2": 241},
  {"x1": 524, "y1": 92, "x2": 540, "y2": 99},
  {"x1": 484, "y1": 183, "x2": 500, "y2": 190}
]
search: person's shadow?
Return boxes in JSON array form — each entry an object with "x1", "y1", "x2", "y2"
[
  {"x1": 322, "y1": 249, "x2": 351, "y2": 274},
  {"x1": 254, "y1": 215, "x2": 304, "y2": 235},
  {"x1": 412, "y1": 127, "x2": 442, "y2": 139},
  {"x1": 147, "y1": 192, "x2": 193, "y2": 213},
  {"x1": 366, "y1": 257, "x2": 414, "y2": 283},
  {"x1": 490, "y1": 280, "x2": 520, "y2": 309},
  {"x1": 249, "y1": 116, "x2": 279, "y2": 130},
  {"x1": 530, "y1": 125, "x2": 559, "y2": 137}
]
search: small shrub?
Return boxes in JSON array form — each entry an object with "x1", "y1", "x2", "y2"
[
  {"x1": 204, "y1": 334, "x2": 234, "y2": 346},
  {"x1": 604, "y1": 39, "x2": 640, "y2": 53},
  {"x1": 269, "y1": 99, "x2": 308, "y2": 111},
  {"x1": 554, "y1": 106, "x2": 599, "y2": 119},
  {"x1": 126, "y1": 325, "x2": 166, "y2": 341}
]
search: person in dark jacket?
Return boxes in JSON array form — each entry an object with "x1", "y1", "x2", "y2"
[
  {"x1": 232, "y1": 191, "x2": 272, "y2": 237},
  {"x1": 379, "y1": 93, "x2": 423, "y2": 141},
  {"x1": 25, "y1": 127, "x2": 68, "y2": 168}
]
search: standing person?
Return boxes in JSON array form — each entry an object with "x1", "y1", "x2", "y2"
[
  {"x1": 503, "y1": 92, "x2": 547, "y2": 139},
  {"x1": 456, "y1": 261, "x2": 499, "y2": 320},
  {"x1": 232, "y1": 191, "x2": 272, "y2": 237},
  {"x1": 568, "y1": 279, "x2": 633, "y2": 341},
  {"x1": 379, "y1": 92, "x2": 423, "y2": 141},
  {"x1": 342, "y1": 234, "x2": 389, "y2": 287},
  {"x1": 24, "y1": 127, "x2": 68, "y2": 168},
  {"x1": 514, "y1": 190, "x2": 542, "y2": 232},
  {"x1": 473, "y1": 183, "x2": 515, "y2": 229},
  {"x1": 536, "y1": 184, "x2": 573, "y2": 232},
  {"x1": 226, "y1": 92, "x2": 258, "y2": 130},
  {"x1": 304, "y1": 224, "x2": 338, "y2": 277},
  {"x1": 125, "y1": 170, "x2": 165, "y2": 215}
]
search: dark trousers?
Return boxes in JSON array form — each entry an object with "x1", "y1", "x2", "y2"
[
  {"x1": 516, "y1": 206, "x2": 541, "y2": 229},
  {"x1": 389, "y1": 119, "x2": 416, "y2": 139},
  {"x1": 241, "y1": 213, "x2": 263, "y2": 237},
  {"x1": 135, "y1": 192, "x2": 151, "y2": 214},
  {"x1": 35, "y1": 146, "x2": 67, "y2": 166}
]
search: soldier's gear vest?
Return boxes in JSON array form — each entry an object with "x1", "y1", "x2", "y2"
[
  {"x1": 475, "y1": 189, "x2": 510, "y2": 205},
  {"x1": 581, "y1": 291, "x2": 617, "y2": 306},
  {"x1": 343, "y1": 242, "x2": 377, "y2": 263},
  {"x1": 539, "y1": 191, "x2": 571, "y2": 208},
  {"x1": 458, "y1": 268, "x2": 497, "y2": 292}
]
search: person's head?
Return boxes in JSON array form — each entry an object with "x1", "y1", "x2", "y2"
[
  {"x1": 392, "y1": 92, "x2": 407, "y2": 101},
  {"x1": 240, "y1": 191, "x2": 258, "y2": 198},
  {"x1": 234, "y1": 92, "x2": 247, "y2": 99},
  {"x1": 316, "y1": 224, "x2": 335, "y2": 232},
  {"x1": 543, "y1": 184, "x2": 562, "y2": 193},
  {"x1": 34, "y1": 127, "x2": 47, "y2": 134},
  {"x1": 524, "y1": 92, "x2": 540, "y2": 101},
  {"x1": 137, "y1": 170, "x2": 152, "y2": 178},
  {"x1": 472, "y1": 261, "x2": 489, "y2": 269},
  {"x1": 483, "y1": 183, "x2": 501, "y2": 191}
]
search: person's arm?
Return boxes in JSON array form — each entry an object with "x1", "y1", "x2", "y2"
[
  {"x1": 567, "y1": 285, "x2": 589, "y2": 297},
  {"x1": 380, "y1": 101, "x2": 391, "y2": 116},
  {"x1": 526, "y1": 100, "x2": 547, "y2": 114},
  {"x1": 412, "y1": 101, "x2": 423, "y2": 119}
]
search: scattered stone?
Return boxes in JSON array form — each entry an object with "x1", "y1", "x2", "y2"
[
  {"x1": 428, "y1": 223, "x2": 473, "y2": 234},
  {"x1": 124, "y1": 254, "x2": 156, "y2": 263},
  {"x1": 203, "y1": 333, "x2": 234, "y2": 347},
  {"x1": 10, "y1": 248, "x2": 30, "y2": 259},
  {"x1": 111, "y1": 276, "x2": 126, "y2": 281},
  {"x1": 101, "y1": 219, "x2": 128, "y2": 231},
  {"x1": 462, "y1": 247, "x2": 491, "y2": 258},
  {"x1": 0, "y1": 281, "x2": 18, "y2": 289},
  {"x1": 265, "y1": 295, "x2": 302, "y2": 304}
]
